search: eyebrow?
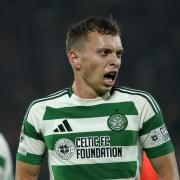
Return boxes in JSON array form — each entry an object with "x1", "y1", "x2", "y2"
[
  {"x1": 116, "y1": 48, "x2": 124, "y2": 54},
  {"x1": 96, "y1": 48, "x2": 124, "y2": 54}
]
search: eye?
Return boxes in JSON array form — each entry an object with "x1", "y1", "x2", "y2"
[
  {"x1": 116, "y1": 50, "x2": 123, "y2": 58},
  {"x1": 97, "y1": 49, "x2": 111, "y2": 57},
  {"x1": 116, "y1": 53, "x2": 121, "y2": 59}
]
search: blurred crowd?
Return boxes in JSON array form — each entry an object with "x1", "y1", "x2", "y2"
[{"x1": 0, "y1": 0, "x2": 179, "y2": 177}]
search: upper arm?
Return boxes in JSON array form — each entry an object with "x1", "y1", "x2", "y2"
[
  {"x1": 16, "y1": 103, "x2": 46, "y2": 179},
  {"x1": 150, "y1": 152, "x2": 179, "y2": 180},
  {"x1": 139, "y1": 99, "x2": 174, "y2": 159},
  {"x1": 16, "y1": 161, "x2": 41, "y2": 180},
  {"x1": 139, "y1": 95, "x2": 179, "y2": 179}
]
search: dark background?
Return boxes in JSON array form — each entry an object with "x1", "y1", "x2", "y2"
[{"x1": 0, "y1": 0, "x2": 179, "y2": 178}]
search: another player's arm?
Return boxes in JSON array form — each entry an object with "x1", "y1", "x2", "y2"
[
  {"x1": 16, "y1": 161, "x2": 41, "y2": 180},
  {"x1": 150, "y1": 152, "x2": 179, "y2": 180}
]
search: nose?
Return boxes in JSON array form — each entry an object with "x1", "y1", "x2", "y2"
[{"x1": 109, "y1": 54, "x2": 121, "y2": 68}]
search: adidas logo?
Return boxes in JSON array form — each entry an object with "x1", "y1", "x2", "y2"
[{"x1": 54, "y1": 119, "x2": 73, "y2": 132}]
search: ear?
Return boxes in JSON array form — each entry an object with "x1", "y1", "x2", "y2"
[{"x1": 68, "y1": 51, "x2": 81, "y2": 70}]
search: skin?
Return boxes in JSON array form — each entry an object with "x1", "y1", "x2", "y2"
[
  {"x1": 16, "y1": 162, "x2": 40, "y2": 180},
  {"x1": 16, "y1": 31, "x2": 123, "y2": 180},
  {"x1": 16, "y1": 31, "x2": 179, "y2": 179},
  {"x1": 68, "y1": 31, "x2": 123, "y2": 99},
  {"x1": 150, "y1": 152, "x2": 179, "y2": 180}
]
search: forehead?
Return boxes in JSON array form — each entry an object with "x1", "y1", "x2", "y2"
[{"x1": 85, "y1": 31, "x2": 123, "y2": 50}]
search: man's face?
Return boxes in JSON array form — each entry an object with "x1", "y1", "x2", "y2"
[{"x1": 78, "y1": 31, "x2": 123, "y2": 96}]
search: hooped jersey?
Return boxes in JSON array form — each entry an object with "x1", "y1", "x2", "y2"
[
  {"x1": 16, "y1": 86, "x2": 174, "y2": 180},
  {"x1": 0, "y1": 133, "x2": 14, "y2": 180}
]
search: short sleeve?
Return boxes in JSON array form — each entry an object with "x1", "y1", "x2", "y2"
[
  {"x1": 16, "y1": 103, "x2": 46, "y2": 165},
  {"x1": 139, "y1": 96, "x2": 174, "y2": 159}
]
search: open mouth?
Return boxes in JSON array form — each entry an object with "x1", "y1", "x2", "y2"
[{"x1": 103, "y1": 72, "x2": 117, "y2": 87}]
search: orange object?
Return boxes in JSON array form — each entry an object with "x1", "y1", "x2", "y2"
[{"x1": 141, "y1": 153, "x2": 158, "y2": 180}]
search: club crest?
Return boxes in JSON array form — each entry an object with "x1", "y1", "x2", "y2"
[{"x1": 107, "y1": 113, "x2": 128, "y2": 131}]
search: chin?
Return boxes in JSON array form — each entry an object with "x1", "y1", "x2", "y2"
[{"x1": 97, "y1": 86, "x2": 112, "y2": 96}]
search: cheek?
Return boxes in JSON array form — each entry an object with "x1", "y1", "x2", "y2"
[
  {"x1": 119, "y1": 58, "x2": 122, "y2": 67},
  {"x1": 82, "y1": 58, "x2": 102, "y2": 73},
  {"x1": 82, "y1": 63, "x2": 102, "y2": 82},
  {"x1": 84, "y1": 65, "x2": 99, "y2": 78},
  {"x1": 80, "y1": 54, "x2": 104, "y2": 79}
]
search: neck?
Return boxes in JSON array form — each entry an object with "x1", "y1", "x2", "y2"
[
  {"x1": 72, "y1": 78, "x2": 112, "y2": 99},
  {"x1": 72, "y1": 81, "x2": 99, "y2": 99}
]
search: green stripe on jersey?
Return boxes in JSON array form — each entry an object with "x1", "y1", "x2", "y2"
[
  {"x1": 24, "y1": 90, "x2": 68, "y2": 121},
  {"x1": 43, "y1": 102, "x2": 138, "y2": 120},
  {"x1": 120, "y1": 86, "x2": 160, "y2": 111},
  {"x1": 16, "y1": 152, "x2": 44, "y2": 165},
  {"x1": 24, "y1": 120, "x2": 44, "y2": 141},
  {"x1": 0, "y1": 156, "x2": 5, "y2": 168},
  {"x1": 52, "y1": 161, "x2": 137, "y2": 180},
  {"x1": 144, "y1": 141, "x2": 174, "y2": 159},
  {"x1": 45, "y1": 130, "x2": 138, "y2": 150},
  {"x1": 139, "y1": 112, "x2": 164, "y2": 136},
  {"x1": 115, "y1": 86, "x2": 160, "y2": 113}
]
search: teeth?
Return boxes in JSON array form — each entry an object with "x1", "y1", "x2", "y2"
[
  {"x1": 105, "y1": 74, "x2": 116, "y2": 80},
  {"x1": 104, "y1": 77, "x2": 114, "y2": 86},
  {"x1": 106, "y1": 72, "x2": 117, "y2": 76},
  {"x1": 105, "y1": 77, "x2": 113, "y2": 80}
]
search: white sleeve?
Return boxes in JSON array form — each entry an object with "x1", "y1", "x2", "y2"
[{"x1": 0, "y1": 133, "x2": 14, "y2": 180}]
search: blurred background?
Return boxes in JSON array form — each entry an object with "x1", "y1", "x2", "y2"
[{"x1": 0, "y1": 0, "x2": 179, "y2": 178}]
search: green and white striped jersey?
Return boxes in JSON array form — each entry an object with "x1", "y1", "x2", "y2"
[
  {"x1": 0, "y1": 133, "x2": 14, "y2": 180},
  {"x1": 16, "y1": 86, "x2": 174, "y2": 180}
]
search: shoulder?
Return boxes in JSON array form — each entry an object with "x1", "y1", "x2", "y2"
[
  {"x1": 24, "y1": 88, "x2": 70, "y2": 119},
  {"x1": 0, "y1": 133, "x2": 5, "y2": 144},
  {"x1": 30, "y1": 88, "x2": 69, "y2": 107},
  {"x1": 0, "y1": 133, "x2": 10, "y2": 153},
  {"x1": 0, "y1": 133, "x2": 7, "y2": 144},
  {"x1": 113, "y1": 86, "x2": 154, "y2": 99},
  {"x1": 113, "y1": 86, "x2": 160, "y2": 113}
]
